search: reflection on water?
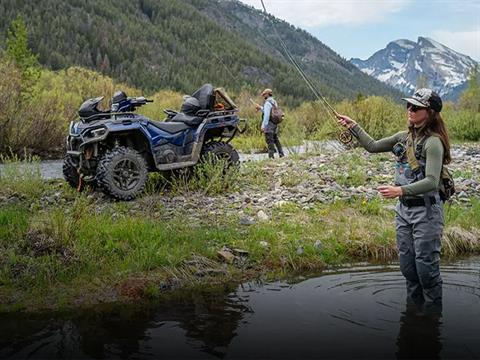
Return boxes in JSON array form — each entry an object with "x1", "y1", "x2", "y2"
[{"x1": 1, "y1": 258, "x2": 479, "y2": 359}]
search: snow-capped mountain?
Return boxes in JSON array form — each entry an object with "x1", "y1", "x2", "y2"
[{"x1": 351, "y1": 37, "x2": 478, "y2": 100}]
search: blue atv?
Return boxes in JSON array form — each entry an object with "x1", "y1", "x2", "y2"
[{"x1": 64, "y1": 84, "x2": 241, "y2": 200}]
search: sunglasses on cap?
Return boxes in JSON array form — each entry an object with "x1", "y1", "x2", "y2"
[{"x1": 406, "y1": 103, "x2": 426, "y2": 112}]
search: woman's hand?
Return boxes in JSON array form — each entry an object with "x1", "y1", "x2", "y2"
[
  {"x1": 377, "y1": 185, "x2": 403, "y2": 199},
  {"x1": 335, "y1": 112, "x2": 357, "y2": 129}
]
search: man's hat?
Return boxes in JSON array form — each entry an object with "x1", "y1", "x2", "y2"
[
  {"x1": 402, "y1": 88, "x2": 442, "y2": 112},
  {"x1": 261, "y1": 88, "x2": 273, "y2": 96}
]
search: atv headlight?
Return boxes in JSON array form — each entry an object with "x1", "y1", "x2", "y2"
[
  {"x1": 69, "y1": 121, "x2": 81, "y2": 136},
  {"x1": 86, "y1": 127, "x2": 107, "y2": 138}
]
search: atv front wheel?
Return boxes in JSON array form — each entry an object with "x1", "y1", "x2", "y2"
[
  {"x1": 200, "y1": 141, "x2": 239, "y2": 166},
  {"x1": 63, "y1": 154, "x2": 81, "y2": 189},
  {"x1": 97, "y1": 147, "x2": 148, "y2": 200}
]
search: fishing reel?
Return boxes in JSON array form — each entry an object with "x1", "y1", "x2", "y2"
[{"x1": 338, "y1": 130, "x2": 353, "y2": 144}]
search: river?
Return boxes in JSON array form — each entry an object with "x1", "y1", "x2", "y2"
[
  {"x1": 1, "y1": 256, "x2": 479, "y2": 359},
  {"x1": 0, "y1": 141, "x2": 344, "y2": 180}
]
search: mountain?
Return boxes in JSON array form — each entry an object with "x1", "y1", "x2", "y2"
[
  {"x1": 351, "y1": 37, "x2": 478, "y2": 100},
  {"x1": 187, "y1": 0, "x2": 402, "y2": 101},
  {"x1": 0, "y1": 0, "x2": 401, "y2": 105}
]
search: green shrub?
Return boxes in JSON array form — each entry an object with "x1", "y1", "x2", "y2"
[
  {"x1": 169, "y1": 156, "x2": 239, "y2": 195},
  {"x1": 445, "y1": 110, "x2": 480, "y2": 141}
]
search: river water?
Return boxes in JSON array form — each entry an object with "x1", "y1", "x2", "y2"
[
  {"x1": 0, "y1": 141, "x2": 343, "y2": 180},
  {"x1": 1, "y1": 257, "x2": 479, "y2": 359}
]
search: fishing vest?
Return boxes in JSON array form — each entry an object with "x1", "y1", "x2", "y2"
[
  {"x1": 394, "y1": 133, "x2": 436, "y2": 197},
  {"x1": 395, "y1": 132, "x2": 455, "y2": 201}
]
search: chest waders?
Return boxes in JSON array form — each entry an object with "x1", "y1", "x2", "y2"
[{"x1": 394, "y1": 133, "x2": 443, "y2": 305}]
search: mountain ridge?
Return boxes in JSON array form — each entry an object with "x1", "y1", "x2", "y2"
[
  {"x1": 351, "y1": 36, "x2": 478, "y2": 100},
  {"x1": 0, "y1": 0, "x2": 402, "y2": 105}
]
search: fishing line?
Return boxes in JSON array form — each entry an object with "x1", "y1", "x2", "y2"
[
  {"x1": 201, "y1": 40, "x2": 239, "y2": 82},
  {"x1": 259, "y1": 0, "x2": 353, "y2": 144}
]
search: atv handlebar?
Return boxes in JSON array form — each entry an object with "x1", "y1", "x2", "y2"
[{"x1": 130, "y1": 96, "x2": 153, "y2": 104}]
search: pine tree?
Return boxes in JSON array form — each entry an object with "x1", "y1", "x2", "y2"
[{"x1": 5, "y1": 16, "x2": 40, "y2": 94}]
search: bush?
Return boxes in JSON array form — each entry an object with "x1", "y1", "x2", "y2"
[
  {"x1": 445, "y1": 110, "x2": 480, "y2": 141},
  {"x1": 0, "y1": 58, "x2": 478, "y2": 157},
  {"x1": 333, "y1": 96, "x2": 405, "y2": 139}
]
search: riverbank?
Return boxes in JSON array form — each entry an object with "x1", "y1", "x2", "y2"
[{"x1": 1, "y1": 144, "x2": 479, "y2": 312}]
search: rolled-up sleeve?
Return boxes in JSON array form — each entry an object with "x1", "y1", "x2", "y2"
[{"x1": 261, "y1": 101, "x2": 272, "y2": 129}]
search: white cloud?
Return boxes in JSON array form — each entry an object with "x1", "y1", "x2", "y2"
[
  {"x1": 429, "y1": 29, "x2": 480, "y2": 62},
  {"x1": 239, "y1": 0, "x2": 410, "y2": 27}
]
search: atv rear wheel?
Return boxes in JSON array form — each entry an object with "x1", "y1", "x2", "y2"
[
  {"x1": 97, "y1": 147, "x2": 148, "y2": 200},
  {"x1": 200, "y1": 141, "x2": 239, "y2": 166},
  {"x1": 63, "y1": 154, "x2": 81, "y2": 189}
]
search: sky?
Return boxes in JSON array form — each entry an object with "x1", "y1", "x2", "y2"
[{"x1": 239, "y1": 0, "x2": 480, "y2": 62}]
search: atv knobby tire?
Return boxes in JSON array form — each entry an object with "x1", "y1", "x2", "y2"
[
  {"x1": 200, "y1": 141, "x2": 239, "y2": 166},
  {"x1": 63, "y1": 154, "x2": 81, "y2": 189},
  {"x1": 97, "y1": 147, "x2": 148, "y2": 200}
]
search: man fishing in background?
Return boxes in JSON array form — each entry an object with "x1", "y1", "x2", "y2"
[{"x1": 253, "y1": 88, "x2": 284, "y2": 159}]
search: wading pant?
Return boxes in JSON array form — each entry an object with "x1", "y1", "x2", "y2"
[
  {"x1": 265, "y1": 132, "x2": 284, "y2": 159},
  {"x1": 395, "y1": 201, "x2": 444, "y2": 304}
]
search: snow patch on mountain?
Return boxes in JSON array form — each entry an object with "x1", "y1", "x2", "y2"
[{"x1": 350, "y1": 37, "x2": 478, "y2": 100}]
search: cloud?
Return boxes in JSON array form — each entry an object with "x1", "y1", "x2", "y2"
[
  {"x1": 429, "y1": 29, "x2": 480, "y2": 62},
  {"x1": 239, "y1": 0, "x2": 410, "y2": 27}
]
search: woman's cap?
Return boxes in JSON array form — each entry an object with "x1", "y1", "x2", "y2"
[{"x1": 402, "y1": 88, "x2": 442, "y2": 112}]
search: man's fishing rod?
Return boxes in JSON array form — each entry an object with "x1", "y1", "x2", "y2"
[{"x1": 259, "y1": 0, "x2": 353, "y2": 144}]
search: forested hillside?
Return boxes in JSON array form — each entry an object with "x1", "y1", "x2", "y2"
[
  {"x1": 188, "y1": 0, "x2": 403, "y2": 100},
  {"x1": 0, "y1": 0, "x2": 402, "y2": 104}
]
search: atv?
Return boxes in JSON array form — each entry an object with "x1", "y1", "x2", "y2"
[{"x1": 64, "y1": 84, "x2": 242, "y2": 200}]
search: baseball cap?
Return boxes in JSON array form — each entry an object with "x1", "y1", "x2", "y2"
[
  {"x1": 402, "y1": 88, "x2": 442, "y2": 112},
  {"x1": 261, "y1": 88, "x2": 273, "y2": 96}
]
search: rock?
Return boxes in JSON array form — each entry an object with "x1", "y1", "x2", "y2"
[
  {"x1": 239, "y1": 217, "x2": 256, "y2": 225},
  {"x1": 296, "y1": 246, "x2": 304, "y2": 255},
  {"x1": 257, "y1": 210, "x2": 270, "y2": 222},
  {"x1": 232, "y1": 248, "x2": 249, "y2": 257},
  {"x1": 274, "y1": 200, "x2": 287, "y2": 207},
  {"x1": 458, "y1": 191, "x2": 468, "y2": 198},
  {"x1": 217, "y1": 250, "x2": 235, "y2": 263}
]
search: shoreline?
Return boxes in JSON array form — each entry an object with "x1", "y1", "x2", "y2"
[{"x1": 0, "y1": 145, "x2": 479, "y2": 313}]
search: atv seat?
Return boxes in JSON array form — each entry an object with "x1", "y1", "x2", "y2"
[
  {"x1": 170, "y1": 113, "x2": 204, "y2": 126},
  {"x1": 192, "y1": 83, "x2": 215, "y2": 111},
  {"x1": 149, "y1": 120, "x2": 192, "y2": 134}
]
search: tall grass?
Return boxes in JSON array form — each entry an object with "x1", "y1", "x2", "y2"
[
  {"x1": 0, "y1": 152, "x2": 44, "y2": 197},
  {"x1": 168, "y1": 156, "x2": 240, "y2": 195}
]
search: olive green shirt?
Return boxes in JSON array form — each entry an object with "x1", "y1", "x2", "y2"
[{"x1": 350, "y1": 124, "x2": 444, "y2": 196}]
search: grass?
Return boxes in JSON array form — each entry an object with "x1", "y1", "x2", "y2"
[
  {"x1": 0, "y1": 153, "x2": 45, "y2": 198},
  {"x1": 0, "y1": 148, "x2": 479, "y2": 312}
]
